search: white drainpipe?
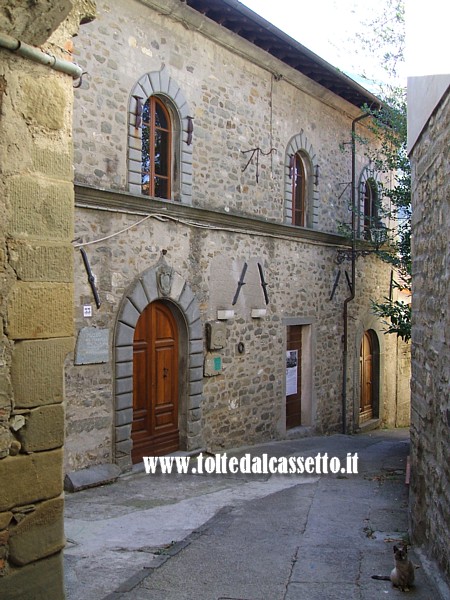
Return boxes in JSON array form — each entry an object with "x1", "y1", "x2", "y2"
[{"x1": 0, "y1": 32, "x2": 82, "y2": 79}]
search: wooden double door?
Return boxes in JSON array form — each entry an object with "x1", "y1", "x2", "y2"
[{"x1": 132, "y1": 301, "x2": 179, "y2": 462}]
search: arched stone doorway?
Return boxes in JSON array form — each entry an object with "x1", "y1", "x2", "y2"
[
  {"x1": 113, "y1": 259, "x2": 203, "y2": 471},
  {"x1": 359, "y1": 329, "x2": 380, "y2": 424}
]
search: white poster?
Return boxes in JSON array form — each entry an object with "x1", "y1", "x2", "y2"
[{"x1": 286, "y1": 350, "x2": 298, "y2": 396}]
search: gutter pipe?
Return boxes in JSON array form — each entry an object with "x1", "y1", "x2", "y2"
[
  {"x1": 0, "y1": 32, "x2": 82, "y2": 79},
  {"x1": 342, "y1": 112, "x2": 370, "y2": 434}
]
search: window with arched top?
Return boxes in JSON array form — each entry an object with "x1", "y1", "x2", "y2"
[
  {"x1": 292, "y1": 152, "x2": 307, "y2": 227},
  {"x1": 363, "y1": 178, "x2": 379, "y2": 239},
  {"x1": 285, "y1": 133, "x2": 318, "y2": 229},
  {"x1": 141, "y1": 96, "x2": 172, "y2": 199},
  {"x1": 358, "y1": 169, "x2": 381, "y2": 239},
  {"x1": 128, "y1": 67, "x2": 193, "y2": 205}
]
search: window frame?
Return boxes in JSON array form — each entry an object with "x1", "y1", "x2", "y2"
[
  {"x1": 284, "y1": 135, "x2": 318, "y2": 229},
  {"x1": 128, "y1": 68, "x2": 193, "y2": 205},
  {"x1": 363, "y1": 178, "x2": 379, "y2": 239},
  {"x1": 141, "y1": 96, "x2": 172, "y2": 200},
  {"x1": 292, "y1": 152, "x2": 308, "y2": 227}
]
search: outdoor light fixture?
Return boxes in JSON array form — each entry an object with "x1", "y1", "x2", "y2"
[
  {"x1": 336, "y1": 224, "x2": 388, "y2": 264},
  {"x1": 368, "y1": 225, "x2": 388, "y2": 248}
]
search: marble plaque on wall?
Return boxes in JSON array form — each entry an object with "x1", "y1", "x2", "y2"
[{"x1": 75, "y1": 327, "x2": 110, "y2": 365}]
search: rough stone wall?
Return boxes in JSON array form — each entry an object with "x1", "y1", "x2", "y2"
[
  {"x1": 0, "y1": 1, "x2": 94, "y2": 597},
  {"x1": 410, "y1": 88, "x2": 450, "y2": 584},
  {"x1": 72, "y1": 0, "x2": 365, "y2": 234},
  {"x1": 65, "y1": 0, "x2": 411, "y2": 472},
  {"x1": 66, "y1": 206, "x2": 408, "y2": 471},
  {"x1": 0, "y1": 0, "x2": 73, "y2": 45},
  {"x1": 370, "y1": 295, "x2": 411, "y2": 431}
]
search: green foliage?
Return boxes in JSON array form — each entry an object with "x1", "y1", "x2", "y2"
[
  {"x1": 371, "y1": 297, "x2": 411, "y2": 342},
  {"x1": 361, "y1": 93, "x2": 411, "y2": 280},
  {"x1": 355, "y1": 0, "x2": 405, "y2": 83},
  {"x1": 350, "y1": 0, "x2": 411, "y2": 341},
  {"x1": 364, "y1": 94, "x2": 411, "y2": 340}
]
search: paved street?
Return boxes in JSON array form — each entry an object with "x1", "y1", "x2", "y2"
[{"x1": 64, "y1": 430, "x2": 447, "y2": 600}]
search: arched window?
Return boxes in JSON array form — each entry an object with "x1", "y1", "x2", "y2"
[
  {"x1": 285, "y1": 134, "x2": 318, "y2": 229},
  {"x1": 128, "y1": 68, "x2": 193, "y2": 205},
  {"x1": 292, "y1": 152, "x2": 307, "y2": 226},
  {"x1": 363, "y1": 179, "x2": 379, "y2": 239},
  {"x1": 141, "y1": 96, "x2": 172, "y2": 199}
]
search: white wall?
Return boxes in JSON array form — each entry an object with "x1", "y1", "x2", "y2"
[{"x1": 406, "y1": 0, "x2": 450, "y2": 152}]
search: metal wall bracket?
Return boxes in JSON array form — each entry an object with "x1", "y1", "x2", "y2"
[
  {"x1": 80, "y1": 248, "x2": 101, "y2": 309},
  {"x1": 241, "y1": 147, "x2": 276, "y2": 183}
]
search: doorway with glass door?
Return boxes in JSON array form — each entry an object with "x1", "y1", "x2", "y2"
[{"x1": 286, "y1": 325, "x2": 302, "y2": 429}]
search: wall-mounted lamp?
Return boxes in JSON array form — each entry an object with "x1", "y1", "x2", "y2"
[
  {"x1": 217, "y1": 309, "x2": 235, "y2": 320},
  {"x1": 314, "y1": 164, "x2": 320, "y2": 186},
  {"x1": 368, "y1": 225, "x2": 388, "y2": 249}
]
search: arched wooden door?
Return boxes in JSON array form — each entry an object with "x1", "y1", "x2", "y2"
[
  {"x1": 132, "y1": 301, "x2": 179, "y2": 462},
  {"x1": 360, "y1": 331, "x2": 374, "y2": 422}
]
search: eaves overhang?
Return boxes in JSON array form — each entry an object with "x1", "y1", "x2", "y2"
[{"x1": 183, "y1": 0, "x2": 382, "y2": 111}]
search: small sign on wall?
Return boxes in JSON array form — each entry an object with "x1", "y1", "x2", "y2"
[
  {"x1": 286, "y1": 350, "x2": 298, "y2": 396},
  {"x1": 75, "y1": 327, "x2": 110, "y2": 365},
  {"x1": 204, "y1": 353, "x2": 222, "y2": 377},
  {"x1": 83, "y1": 305, "x2": 93, "y2": 318}
]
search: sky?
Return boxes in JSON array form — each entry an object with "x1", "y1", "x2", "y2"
[
  {"x1": 406, "y1": 0, "x2": 449, "y2": 76},
  {"x1": 239, "y1": 0, "x2": 386, "y2": 84},
  {"x1": 240, "y1": 0, "x2": 449, "y2": 80}
]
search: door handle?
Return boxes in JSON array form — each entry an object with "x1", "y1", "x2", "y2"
[{"x1": 163, "y1": 367, "x2": 169, "y2": 378}]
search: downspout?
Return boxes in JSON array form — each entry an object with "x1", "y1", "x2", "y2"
[
  {"x1": 0, "y1": 32, "x2": 82, "y2": 79},
  {"x1": 342, "y1": 112, "x2": 370, "y2": 434}
]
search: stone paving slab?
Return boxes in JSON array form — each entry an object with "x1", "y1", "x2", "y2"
[
  {"x1": 64, "y1": 430, "x2": 448, "y2": 600},
  {"x1": 290, "y1": 548, "x2": 361, "y2": 583},
  {"x1": 285, "y1": 583, "x2": 361, "y2": 600}
]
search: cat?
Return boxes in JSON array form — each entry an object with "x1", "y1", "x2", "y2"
[{"x1": 372, "y1": 544, "x2": 415, "y2": 591}]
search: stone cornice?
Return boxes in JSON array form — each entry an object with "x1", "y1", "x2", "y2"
[{"x1": 75, "y1": 184, "x2": 349, "y2": 249}]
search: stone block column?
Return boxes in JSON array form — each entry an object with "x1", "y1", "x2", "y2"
[{"x1": 0, "y1": 1, "x2": 95, "y2": 597}]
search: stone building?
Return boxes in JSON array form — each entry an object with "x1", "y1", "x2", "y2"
[
  {"x1": 66, "y1": 0, "x2": 411, "y2": 475},
  {"x1": 408, "y1": 73, "x2": 450, "y2": 588},
  {"x1": 0, "y1": 1, "x2": 95, "y2": 597}
]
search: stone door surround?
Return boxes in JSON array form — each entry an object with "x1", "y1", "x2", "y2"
[{"x1": 113, "y1": 261, "x2": 203, "y2": 471}]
